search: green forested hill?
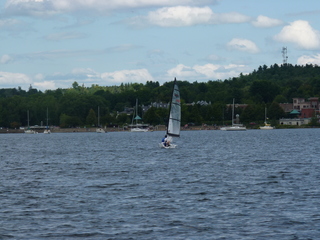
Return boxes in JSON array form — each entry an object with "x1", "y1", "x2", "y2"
[{"x1": 1, "y1": 64, "x2": 320, "y2": 128}]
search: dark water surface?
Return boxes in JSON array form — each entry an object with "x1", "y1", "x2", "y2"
[{"x1": 1, "y1": 129, "x2": 319, "y2": 239}]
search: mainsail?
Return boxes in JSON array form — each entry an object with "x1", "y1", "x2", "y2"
[{"x1": 167, "y1": 78, "x2": 181, "y2": 137}]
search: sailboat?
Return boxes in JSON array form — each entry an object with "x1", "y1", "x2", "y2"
[
  {"x1": 159, "y1": 78, "x2": 181, "y2": 148},
  {"x1": 96, "y1": 106, "x2": 105, "y2": 133},
  {"x1": 220, "y1": 98, "x2": 246, "y2": 131},
  {"x1": 43, "y1": 108, "x2": 51, "y2": 134},
  {"x1": 25, "y1": 110, "x2": 38, "y2": 134},
  {"x1": 130, "y1": 99, "x2": 149, "y2": 132},
  {"x1": 260, "y1": 107, "x2": 274, "y2": 130}
]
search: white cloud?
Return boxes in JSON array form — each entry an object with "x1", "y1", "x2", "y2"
[
  {"x1": 38, "y1": 68, "x2": 153, "y2": 88},
  {"x1": 167, "y1": 64, "x2": 198, "y2": 78},
  {"x1": 130, "y1": 6, "x2": 250, "y2": 27},
  {"x1": 252, "y1": 15, "x2": 283, "y2": 28},
  {"x1": 33, "y1": 80, "x2": 56, "y2": 90},
  {"x1": 1, "y1": 54, "x2": 13, "y2": 64},
  {"x1": 34, "y1": 73, "x2": 44, "y2": 80},
  {"x1": 297, "y1": 54, "x2": 320, "y2": 65},
  {"x1": 274, "y1": 20, "x2": 320, "y2": 50},
  {"x1": 0, "y1": 71, "x2": 53, "y2": 90},
  {"x1": 101, "y1": 69, "x2": 154, "y2": 84},
  {"x1": 70, "y1": 68, "x2": 101, "y2": 81},
  {"x1": 146, "y1": 6, "x2": 213, "y2": 27},
  {"x1": 44, "y1": 68, "x2": 101, "y2": 84},
  {"x1": 5, "y1": 0, "x2": 219, "y2": 16},
  {"x1": 0, "y1": 71, "x2": 31, "y2": 85},
  {"x1": 51, "y1": 0, "x2": 217, "y2": 11},
  {"x1": 227, "y1": 38, "x2": 260, "y2": 53},
  {"x1": 167, "y1": 63, "x2": 247, "y2": 80}
]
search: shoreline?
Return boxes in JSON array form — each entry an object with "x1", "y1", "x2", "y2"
[
  {"x1": 0, "y1": 125, "x2": 215, "y2": 134},
  {"x1": 0, "y1": 125, "x2": 318, "y2": 134}
]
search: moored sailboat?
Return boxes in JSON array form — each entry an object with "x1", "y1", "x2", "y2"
[
  {"x1": 220, "y1": 98, "x2": 246, "y2": 131},
  {"x1": 25, "y1": 110, "x2": 38, "y2": 134},
  {"x1": 260, "y1": 107, "x2": 274, "y2": 130},
  {"x1": 43, "y1": 108, "x2": 51, "y2": 134},
  {"x1": 96, "y1": 106, "x2": 106, "y2": 133},
  {"x1": 130, "y1": 99, "x2": 149, "y2": 132}
]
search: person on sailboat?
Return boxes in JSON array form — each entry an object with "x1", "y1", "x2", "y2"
[
  {"x1": 161, "y1": 135, "x2": 167, "y2": 146},
  {"x1": 162, "y1": 135, "x2": 170, "y2": 147}
]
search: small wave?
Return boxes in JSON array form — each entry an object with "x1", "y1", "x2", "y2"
[{"x1": 0, "y1": 233, "x2": 14, "y2": 239}]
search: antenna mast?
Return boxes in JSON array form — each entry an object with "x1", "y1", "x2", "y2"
[{"x1": 282, "y1": 47, "x2": 288, "y2": 65}]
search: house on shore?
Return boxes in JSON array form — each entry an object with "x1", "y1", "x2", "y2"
[{"x1": 279, "y1": 97, "x2": 319, "y2": 126}]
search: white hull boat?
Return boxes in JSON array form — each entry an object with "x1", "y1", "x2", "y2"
[
  {"x1": 220, "y1": 125, "x2": 246, "y2": 131},
  {"x1": 260, "y1": 108, "x2": 274, "y2": 130},
  {"x1": 221, "y1": 98, "x2": 246, "y2": 131},
  {"x1": 131, "y1": 127, "x2": 148, "y2": 132},
  {"x1": 130, "y1": 99, "x2": 149, "y2": 132}
]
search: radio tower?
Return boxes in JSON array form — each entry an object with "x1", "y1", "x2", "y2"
[{"x1": 282, "y1": 47, "x2": 288, "y2": 65}]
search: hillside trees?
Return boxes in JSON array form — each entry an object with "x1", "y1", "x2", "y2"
[
  {"x1": 86, "y1": 109, "x2": 97, "y2": 126},
  {"x1": 268, "y1": 102, "x2": 286, "y2": 120},
  {"x1": 249, "y1": 80, "x2": 280, "y2": 103},
  {"x1": 142, "y1": 107, "x2": 168, "y2": 126},
  {"x1": 1, "y1": 65, "x2": 320, "y2": 128}
]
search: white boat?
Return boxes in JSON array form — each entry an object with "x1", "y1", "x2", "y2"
[
  {"x1": 220, "y1": 98, "x2": 246, "y2": 131},
  {"x1": 260, "y1": 107, "x2": 274, "y2": 130},
  {"x1": 130, "y1": 99, "x2": 149, "y2": 132},
  {"x1": 159, "y1": 78, "x2": 181, "y2": 148},
  {"x1": 220, "y1": 125, "x2": 246, "y2": 131},
  {"x1": 25, "y1": 129, "x2": 38, "y2": 134},
  {"x1": 260, "y1": 124, "x2": 274, "y2": 130},
  {"x1": 43, "y1": 129, "x2": 51, "y2": 134},
  {"x1": 43, "y1": 108, "x2": 51, "y2": 134},
  {"x1": 25, "y1": 110, "x2": 38, "y2": 134},
  {"x1": 96, "y1": 128, "x2": 105, "y2": 133},
  {"x1": 96, "y1": 106, "x2": 106, "y2": 133},
  {"x1": 131, "y1": 126, "x2": 148, "y2": 132}
]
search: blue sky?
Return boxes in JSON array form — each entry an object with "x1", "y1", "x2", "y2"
[{"x1": 0, "y1": 0, "x2": 320, "y2": 91}]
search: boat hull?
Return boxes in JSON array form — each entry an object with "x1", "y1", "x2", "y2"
[
  {"x1": 96, "y1": 128, "x2": 106, "y2": 133},
  {"x1": 25, "y1": 130, "x2": 38, "y2": 134},
  {"x1": 159, "y1": 143, "x2": 177, "y2": 148},
  {"x1": 260, "y1": 126, "x2": 274, "y2": 130},
  {"x1": 220, "y1": 126, "x2": 246, "y2": 131},
  {"x1": 131, "y1": 128, "x2": 148, "y2": 132}
]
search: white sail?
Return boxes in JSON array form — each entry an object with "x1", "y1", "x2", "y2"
[{"x1": 167, "y1": 78, "x2": 181, "y2": 137}]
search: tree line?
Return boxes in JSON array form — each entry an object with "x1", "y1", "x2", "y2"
[{"x1": 1, "y1": 63, "x2": 320, "y2": 129}]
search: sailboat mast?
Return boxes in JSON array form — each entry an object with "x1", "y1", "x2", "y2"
[
  {"x1": 135, "y1": 99, "x2": 138, "y2": 125},
  {"x1": 27, "y1": 110, "x2": 30, "y2": 127},
  {"x1": 232, "y1": 98, "x2": 235, "y2": 126},
  {"x1": 264, "y1": 107, "x2": 267, "y2": 123},
  {"x1": 46, "y1": 107, "x2": 49, "y2": 127},
  {"x1": 98, "y1": 106, "x2": 100, "y2": 127}
]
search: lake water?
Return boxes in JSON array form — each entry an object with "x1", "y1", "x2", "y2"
[{"x1": 1, "y1": 129, "x2": 319, "y2": 239}]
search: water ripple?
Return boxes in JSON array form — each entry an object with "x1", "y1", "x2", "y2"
[{"x1": 1, "y1": 129, "x2": 320, "y2": 239}]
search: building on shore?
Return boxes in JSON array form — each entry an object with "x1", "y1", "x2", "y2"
[{"x1": 279, "y1": 97, "x2": 319, "y2": 126}]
